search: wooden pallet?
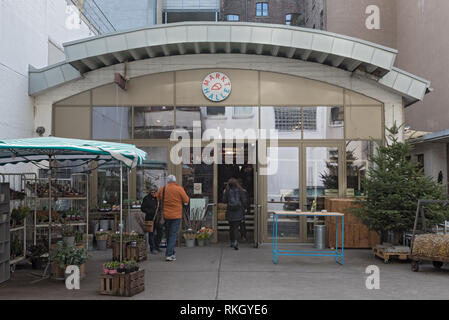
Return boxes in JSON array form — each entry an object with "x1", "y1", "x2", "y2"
[
  {"x1": 373, "y1": 247, "x2": 409, "y2": 263},
  {"x1": 99, "y1": 269, "x2": 145, "y2": 297}
]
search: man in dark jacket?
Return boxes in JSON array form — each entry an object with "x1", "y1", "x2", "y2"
[
  {"x1": 141, "y1": 188, "x2": 162, "y2": 254},
  {"x1": 223, "y1": 178, "x2": 248, "y2": 250}
]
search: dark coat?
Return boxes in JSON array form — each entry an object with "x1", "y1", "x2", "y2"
[
  {"x1": 223, "y1": 186, "x2": 248, "y2": 222},
  {"x1": 141, "y1": 194, "x2": 158, "y2": 221}
]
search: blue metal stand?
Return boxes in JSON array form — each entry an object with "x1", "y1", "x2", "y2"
[{"x1": 272, "y1": 212, "x2": 344, "y2": 265}]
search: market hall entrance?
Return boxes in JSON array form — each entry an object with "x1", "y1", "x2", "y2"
[{"x1": 179, "y1": 143, "x2": 259, "y2": 245}]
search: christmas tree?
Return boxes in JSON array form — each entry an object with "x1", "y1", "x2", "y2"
[{"x1": 353, "y1": 123, "x2": 449, "y2": 241}]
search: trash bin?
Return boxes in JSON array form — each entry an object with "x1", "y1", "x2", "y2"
[{"x1": 314, "y1": 225, "x2": 326, "y2": 249}]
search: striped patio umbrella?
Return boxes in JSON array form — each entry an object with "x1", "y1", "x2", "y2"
[
  {"x1": 0, "y1": 137, "x2": 146, "y2": 168},
  {"x1": 0, "y1": 137, "x2": 147, "y2": 264}
]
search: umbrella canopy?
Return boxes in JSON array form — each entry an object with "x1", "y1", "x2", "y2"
[{"x1": 0, "y1": 137, "x2": 146, "y2": 168}]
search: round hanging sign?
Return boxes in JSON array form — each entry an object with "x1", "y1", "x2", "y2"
[{"x1": 202, "y1": 72, "x2": 232, "y2": 102}]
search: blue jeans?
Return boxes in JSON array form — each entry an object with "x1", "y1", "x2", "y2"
[{"x1": 164, "y1": 218, "x2": 181, "y2": 257}]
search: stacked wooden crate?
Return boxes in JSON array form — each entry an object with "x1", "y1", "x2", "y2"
[
  {"x1": 100, "y1": 269, "x2": 145, "y2": 297},
  {"x1": 112, "y1": 240, "x2": 147, "y2": 262},
  {"x1": 325, "y1": 198, "x2": 380, "y2": 248}
]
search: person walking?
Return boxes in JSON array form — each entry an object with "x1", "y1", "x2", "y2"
[
  {"x1": 157, "y1": 175, "x2": 189, "y2": 261},
  {"x1": 223, "y1": 178, "x2": 248, "y2": 250},
  {"x1": 141, "y1": 188, "x2": 162, "y2": 254}
]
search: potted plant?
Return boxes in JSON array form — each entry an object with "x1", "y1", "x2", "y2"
[
  {"x1": 52, "y1": 244, "x2": 88, "y2": 280},
  {"x1": 28, "y1": 244, "x2": 48, "y2": 270},
  {"x1": 62, "y1": 225, "x2": 76, "y2": 247},
  {"x1": 11, "y1": 206, "x2": 30, "y2": 227},
  {"x1": 198, "y1": 227, "x2": 214, "y2": 245},
  {"x1": 96, "y1": 232, "x2": 109, "y2": 250},
  {"x1": 183, "y1": 229, "x2": 196, "y2": 247}
]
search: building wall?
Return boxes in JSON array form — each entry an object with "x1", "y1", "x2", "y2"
[
  {"x1": 304, "y1": 0, "x2": 325, "y2": 30},
  {"x1": 397, "y1": 0, "x2": 449, "y2": 132},
  {"x1": 221, "y1": 0, "x2": 304, "y2": 25},
  {"x1": 410, "y1": 142, "x2": 448, "y2": 191},
  {"x1": 305, "y1": 0, "x2": 449, "y2": 134},
  {"x1": 0, "y1": 0, "x2": 93, "y2": 148},
  {"x1": 308, "y1": 0, "x2": 397, "y2": 48},
  {"x1": 93, "y1": 0, "x2": 156, "y2": 31}
]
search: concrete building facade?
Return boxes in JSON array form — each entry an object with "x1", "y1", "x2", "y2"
[{"x1": 0, "y1": 0, "x2": 94, "y2": 173}]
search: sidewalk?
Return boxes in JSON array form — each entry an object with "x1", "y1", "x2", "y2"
[{"x1": 1, "y1": 243, "x2": 449, "y2": 300}]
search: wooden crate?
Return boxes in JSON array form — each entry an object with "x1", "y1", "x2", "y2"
[
  {"x1": 126, "y1": 242, "x2": 147, "y2": 262},
  {"x1": 112, "y1": 241, "x2": 147, "y2": 262},
  {"x1": 99, "y1": 269, "x2": 145, "y2": 297},
  {"x1": 325, "y1": 198, "x2": 380, "y2": 249}
]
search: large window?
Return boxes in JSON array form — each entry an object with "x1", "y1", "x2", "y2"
[
  {"x1": 133, "y1": 106, "x2": 174, "y2": 139},
  {"x1": 92, "y1": 107, "x2": 131, "y2": 140},
  {"x1": 226, "y1": 14, "x2": 239, "y2": 21},
  {"x1": 256, "y1": 3, "x2": 268, "y2": 17}
]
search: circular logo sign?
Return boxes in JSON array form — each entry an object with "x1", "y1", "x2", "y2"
[{"x1": 202, "y1": 72, "x2": 232, "y2": 102}]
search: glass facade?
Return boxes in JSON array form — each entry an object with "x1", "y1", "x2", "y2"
[{"x1": 53, "y1": 70, "x2": 384, "y2": 243}]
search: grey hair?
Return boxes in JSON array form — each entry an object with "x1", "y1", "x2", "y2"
[{"x1": 167, "y1": 175, "x2": 177, "y2": 183}]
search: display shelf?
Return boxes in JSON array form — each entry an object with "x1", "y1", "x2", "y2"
[
  {"x1": 10, "y1": 225, "x2": 26, "y2": 232},
  {"x1": 32, "y1": 173, "x2": 90, "y2": 251},
  {"x1": 35, "y1": 222, "x2": 87, "y2": 228}
]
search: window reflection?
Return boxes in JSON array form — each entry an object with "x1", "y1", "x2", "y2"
[
  {"x1": 346, "y1": 141, "x2": 378, "y2": 197},
  {"x1": 136, "y1": 147, "x2": 168, "y2": 200},
  {"x1": 92, "y1": 107, "x2": 131, "y2": 139},
  {"x1": 97, "y1": 161, "x2": 129, "y2": 206},
  {"x1": 303, "y1": 106, "x2": 344, "y2": 139},
  {"x1": 134, "y1": 106, "x2": 174, "y2": 139}
]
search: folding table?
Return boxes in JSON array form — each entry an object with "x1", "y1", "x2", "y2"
[{"x1": 272, "y1": 211, "x2": 344, "y2": 265}]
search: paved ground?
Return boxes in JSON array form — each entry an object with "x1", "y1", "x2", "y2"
[{"x1": 1, "y1": 243, "x2": 449, "y2": 300}]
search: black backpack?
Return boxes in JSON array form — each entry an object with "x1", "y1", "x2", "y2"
[{"x1": 227, "y1": 188, "x2": 242, "y2": 211}]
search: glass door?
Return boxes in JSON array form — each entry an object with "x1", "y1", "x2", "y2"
[
  {"x1": 266, "y1": 145, "x2": 301, "y2": 241},
  {"x1": 302, "y1": 143, "x2": 343, "y2": 241}
]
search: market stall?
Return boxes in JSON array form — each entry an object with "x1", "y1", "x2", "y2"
[{"x1": 0, "y1": 137, "x2": 146, "y2": 277}]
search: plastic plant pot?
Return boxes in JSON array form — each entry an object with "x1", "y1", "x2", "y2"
[
  {"x1": 185, "y1": 239, "x2": 195, "y2": 248},
  {"x1": 97, "y1": 239, "x2": 107, "y2": 251}
]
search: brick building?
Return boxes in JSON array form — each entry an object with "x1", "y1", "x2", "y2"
[{"x1": 221, "y1": 0, "x2": 305, "y2": 26}]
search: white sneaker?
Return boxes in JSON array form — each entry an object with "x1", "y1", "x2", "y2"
[{"x1": 165, "y1": 255, "x2": 176, "y2": 261}]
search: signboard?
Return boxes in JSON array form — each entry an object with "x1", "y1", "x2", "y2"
[
  {"x1": 194, "y1": 183, "x2": 202, "y2": 195},
  {"x1": 202, "y1": 72, "x2": 232, "y2": 102},
  {"x1": 190, "y1": 198, "x2": 207, "y2": 220}
]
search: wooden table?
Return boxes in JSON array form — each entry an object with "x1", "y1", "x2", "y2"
[{"x1": 272, "y1": 211, "x2": 344, "y2": 265}]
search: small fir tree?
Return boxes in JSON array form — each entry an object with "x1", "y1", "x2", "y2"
[{"x1": 353, "y1": 123, "x2": 449, "y2": 241}]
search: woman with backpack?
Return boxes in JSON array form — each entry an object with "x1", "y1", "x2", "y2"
[{"x1": 223, "y1": 178, "x2": 248, "y2": 250}]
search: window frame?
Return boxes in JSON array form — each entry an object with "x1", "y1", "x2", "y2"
[{"x1": 256, "y1": 2, "x2": 269, "y2": 17}]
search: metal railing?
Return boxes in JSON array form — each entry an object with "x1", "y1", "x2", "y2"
[
  {"x1": 70, "y1": 0, "x2": 116, "y2": 35},
  {"x1": 163, "y1": 0, "x2": 220, "y2": 10}
]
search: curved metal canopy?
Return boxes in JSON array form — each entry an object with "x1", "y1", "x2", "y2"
[{"x1": 29, "y1": 22, "x2": 431, "y2": 105}]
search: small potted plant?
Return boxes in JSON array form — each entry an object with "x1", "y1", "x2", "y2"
[
  {"x1": 28, "y1": 244, "x2": 48, "y2": 270},
  {"x1": 96, "y1": 232, "x2": 109, "y2": 251},
  {"x1": 197, "y1": 227, "x2": 214, "y2": 246},
  {"x1": 183, "y1": 229, "x2": 196, "y2": 247},
  {"x1": 11, "y1": 206, "x2": 30, "y2": 228},
  {"x1": 62, "y1": 225, "x2": 76, "y2": 247}
]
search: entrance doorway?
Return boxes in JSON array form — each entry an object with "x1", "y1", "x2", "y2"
[{"x1": 216, "y1": 143, "x2": 256, "y2": 243}]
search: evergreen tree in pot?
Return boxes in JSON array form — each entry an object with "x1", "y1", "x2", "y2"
[{"x1": 352, "y1": 124, "x2": 449, "y2": 244}]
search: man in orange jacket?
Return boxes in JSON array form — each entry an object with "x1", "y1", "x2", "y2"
[{"x1": 157, "y1": 175, "x2": 189, "y2": 261}]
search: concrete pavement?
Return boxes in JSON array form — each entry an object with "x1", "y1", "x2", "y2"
[{"x1": 1, "y1": 243, "x2": 449, "y2": 300}]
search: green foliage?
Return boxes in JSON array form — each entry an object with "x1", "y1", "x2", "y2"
[
  {"x1": 353, "y1": 124, "x2": 449, "y2": 238},
  {"x1": 11, "y1": 206, "x2": 30, "y2": 222},
  {"x1": 52, "y1": 244, "x2": 88, "y2": 268}
]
